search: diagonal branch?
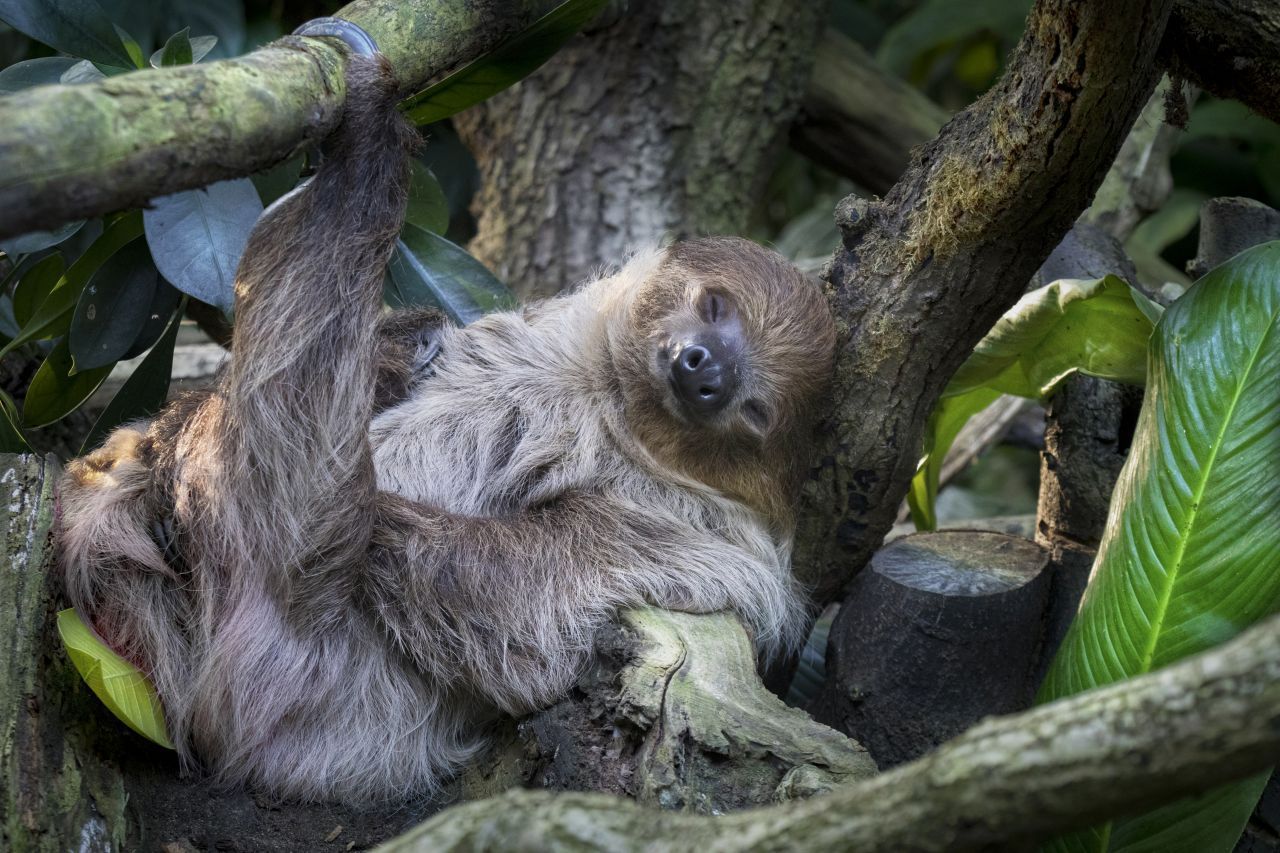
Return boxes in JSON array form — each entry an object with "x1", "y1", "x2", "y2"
[
  {"x1": 378, "y1": 613, "x2": 1280, "y2": 852},
  {"x1": 1160, "y1": 0, "x2": 1280, "y2": 124},
  {"x1": 0, "y1": 0, "x2": 548, "y2": 241},
  {"x1": 793, "y1": 0, "x2": 1177, "y2": 605}
]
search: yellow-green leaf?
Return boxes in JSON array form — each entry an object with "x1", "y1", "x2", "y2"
[{"x1": 56, "y1": 608, "x2": 173, "y2": 749}]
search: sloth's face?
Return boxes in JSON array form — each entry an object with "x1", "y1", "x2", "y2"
[
  {"x1": 650, "y1": 286, "x2": 773, "y2": 440},
  {"x1": 611, "y1": 237, "x2": 836, "y2": 522}
]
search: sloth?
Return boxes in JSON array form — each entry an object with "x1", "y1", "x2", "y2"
[{"x1": 55, "y1": 52, "x2": 837, "y2": 803}]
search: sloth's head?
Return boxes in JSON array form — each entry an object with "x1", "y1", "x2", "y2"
[{"x1": 605, "y1": 237, "x2": 837, "y2": 526}]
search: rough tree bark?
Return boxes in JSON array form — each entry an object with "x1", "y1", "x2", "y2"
[
  {"x1": 794, "y1": 0, "x2": 1178, "y2": 607},
  {"x1": 1160, "y1": 0, "x2": 1280, "y2": 124},
  {"x1": 379, "y1": 613, "x2": 1280, "y2": 852},
  {"x1": 452, "y1": 0, "x2": 827, "y2": 297}
]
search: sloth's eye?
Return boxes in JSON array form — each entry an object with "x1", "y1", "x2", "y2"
[
  {"x1": 742, "y1": 399, "x2": 771, "y2": 434},
  {"x1": 700, "y1": 291, "x2": 730, "y2": 324}
]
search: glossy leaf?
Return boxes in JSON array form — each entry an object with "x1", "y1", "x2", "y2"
[
  {"x1": 0, "y1": 391, "x2": 32, "y2": 453},
  {"x1": 159, "y1": 0, "x2": 243, "y2": 58},
  {"x1": 82, "y1": 299, "x2": 183, "y2": 453},
  {"x1": 151, "y1": 26, "x2": 191, "y2": 67},
  {"x1": 144, "y1": 178, "x2": 263, "y2": 313},
  {"x1": 948, "y1": 276, "x2": 1157, "y2": 398},
  {"x1": 0, "y1": 213, "x2": 144, "y2": 361},
  {"x1": 60, "y1": 58, "x2": 107, "y2": 83},
  {"x1": 69, "y1": 238, "x2": 161, "y2": 371},
  {"x1": 57, "y1": 608, "x2": 173, "y2": 748},
  {"x1": 13, "y1": 254, "x2": 67, "y2": 327},
  {"x1": 1, "y1": 219, "x2": 85, "y2": 256},
  {"x1": 23, "y1": 336, "x2": 113, "y2": 427},
  {"x1": 400, "y1": 0, "x2": 607, "y2": 126},
  {"x1": 387, "y1": 224, "x2": 516, "y2": 324},
  {"x1": 1039, "y1": 242, "x2": 1280, "y2": 853},
  {"x1": 113, "y1": 23, "x2": 144, "y2": 68},
  {"x1": 906, "y1": 386, "x2": 1001, "y2": 530},
  {"x1": 251, "y1": 153, "x2": 303, "y2": 207},
  {"x1": 0, "y1": 295, "x2": 18, "y2": 342},
  {"x1": 406, "y1": 160, "x2": 450, "y2": 235},
  {"x1": 122, "y1": 280, "x2": 182, "y2": 360},
  {"x1": 0, "y1": 56, "x2": 79, "y2": 93},
  {"x1": 910, "y1": 277, "x2": 1159, "y2": 529},
  {"x1": 0, "y1": 0, "x2": 135, "y2": 67}
]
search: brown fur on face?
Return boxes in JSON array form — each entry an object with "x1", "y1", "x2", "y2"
[
  {"x1": 55, "y1": 55, "x2": 837, "y2": 805},
  {"x1": 608, "y1": 237, "x2": 836, "y2": 528}
]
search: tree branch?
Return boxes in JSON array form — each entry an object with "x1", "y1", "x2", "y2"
[
  {"x1": 0, "y1": 0, "x2": 549, "y2": 241},
  {"x1": 462, "y1": 608, "x2": 876, "y2": 810},
  {"x1": 793, "y1": 0, "x2": 1176, "y2": 605},
  {"x1": 1161, "y1": 0, "x2": 1280, "y2": 124},
  {"x1": 379, "y1": 613, "x2": 1280, "y2": 852},
  {"x1": 789, "y1": 29, "x2": 948, "y2": 195}
]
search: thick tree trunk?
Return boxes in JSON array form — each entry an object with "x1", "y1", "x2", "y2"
[
  {"x1": 453, "y1": 0, "x2": 826, "y2": 298},
  {"x1": 794, "y1": 0, "x2": 1177, "y2": 608}
]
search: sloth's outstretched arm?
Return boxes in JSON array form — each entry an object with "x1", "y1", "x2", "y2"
[
  {"x1": 199, "y1": 55, "x2": 416, "y2": 590},
  {"x1": 365, "y1": 492, "x2": 802, "y2": 713}
]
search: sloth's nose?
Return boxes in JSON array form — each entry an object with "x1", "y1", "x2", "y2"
[{"x1": 671, "y1": 342, "x2": 737, "y2": 412}]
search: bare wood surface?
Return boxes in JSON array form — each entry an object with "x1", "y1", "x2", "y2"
[
  {"x1": 463, "y1": 608, "x2": 876, "y2": 810},
  {"x1": 812, "y1": 532, "x2": 1051, "y2": 768}
]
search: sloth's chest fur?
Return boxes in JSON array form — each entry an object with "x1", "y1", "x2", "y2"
[{"x1": 369, "y1": 311, "x2": 620, "y2": 517}]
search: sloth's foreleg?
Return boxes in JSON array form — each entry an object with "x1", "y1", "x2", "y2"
[{"x1": 199, "y1": 53, "x2": 417, "y2": 596}]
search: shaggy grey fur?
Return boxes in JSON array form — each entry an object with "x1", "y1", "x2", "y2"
[{"x1": 56, "y1": 54, "x2": 837, "y2": 803}]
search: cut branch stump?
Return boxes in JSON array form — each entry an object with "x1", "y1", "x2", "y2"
[{"x1": 812, "y1": 531, "x2": 1050, "y2": 767}]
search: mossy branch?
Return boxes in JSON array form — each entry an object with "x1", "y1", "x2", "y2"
[
  {"x1": 0, "y1": 0, "x2": 549, "y2": 241},
  {"x1": 379, "y1": 613, "x2": 1280, "y2": 852},
  {"x1": 794, "y1": 0, "x2": 1177, "y2": 605}
]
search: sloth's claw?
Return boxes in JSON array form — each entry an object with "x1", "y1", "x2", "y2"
[{"x1": 293, "y1": 17, "x2": 380, "y2": 57}]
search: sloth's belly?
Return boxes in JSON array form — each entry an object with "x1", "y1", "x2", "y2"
[{"x1": 368, "y1": 383, "x2": 591, "y2": 517}]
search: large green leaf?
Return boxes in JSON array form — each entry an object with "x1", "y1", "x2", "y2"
[
  {"x1": 387, "y1": 224, "x2": 516, "y2": 324},
  {"x1": 57, "y1": 608, "x2": 173, "y2": 748},
  {"x1": 399, "y1": 0, "x2": 607, "y2": 126},
  {"x1": 0, "y1": 0, "x2": 135, "y2": 67},
  {"x1": 22, "y1": 336, "x2": 113, "y2": 428},
  {"x1": 0, "y1": 212, "x2": 144, "y2": 361},
  {"x1": 908, "y1": 277, "x2": 1159, "y2": 529},
  {"x1": 0, "y1": 219, "x2": 86, "y2": 256},
  {"x1": 12, "y1": 254, "x2": 66, "y2": 328},
  {"x1": 406, "y1": 160, "x2": 450, "y2": 235},
  {"x1": 69, "y1": 238, "x2": 161, "y2": 371},
  {"x1": 0, "y1": 391, "x2": 32, "y2": 454},
  {"x1": 143, "y1": 178, "x2": 262, "y2": 314},
  {"x1": 1038, "y1": 242, "x2": 1280, "y2": 853},
  {"x1": 0, "y1": 56, "x2": 79, "y2": 93},
  {"x1": 82, "y1": 299, "x2": 183, "y2": 453},
  {"x1": 906, "y1": 386, "x2": 1001, "y2": 530}
]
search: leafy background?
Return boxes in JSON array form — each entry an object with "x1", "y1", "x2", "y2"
[{"x1": 0, "y1": 0, "x2": 1277, "y2": 500}]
